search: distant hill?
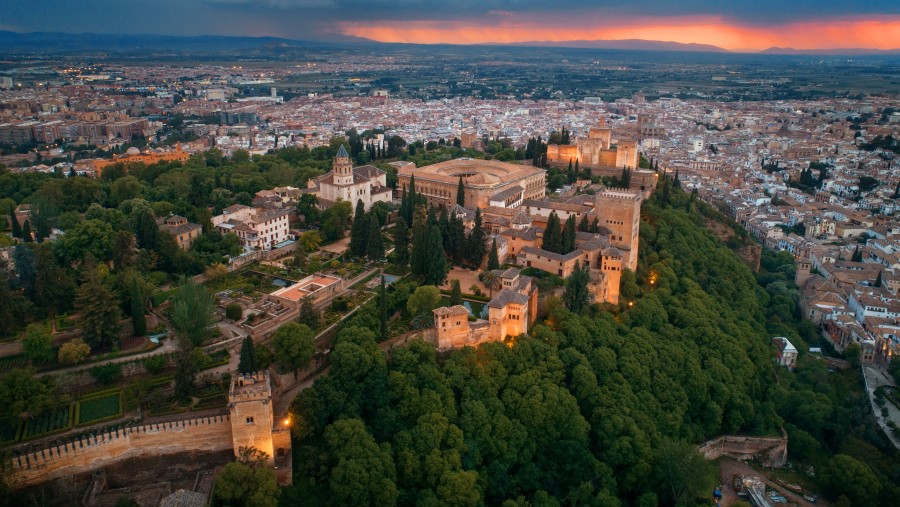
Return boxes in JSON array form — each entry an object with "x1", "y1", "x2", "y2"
[
  {"x1": 761, "y1": 46, "x2": 900, "y2": 55},
  {"x1": 500, "y1": 38, "x2": 728, "y2": 53},
  {"x1": 0, "y1": 31, "x2": 336, "y2": 52}
]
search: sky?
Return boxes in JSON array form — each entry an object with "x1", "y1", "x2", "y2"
[{"x1": 3, "y1": 0, "x2": 900, "y2": 51}]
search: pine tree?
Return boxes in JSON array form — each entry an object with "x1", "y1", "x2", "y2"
[
  {"x1": 563, "y1": 215, "x2": 577, "y2": 254},
  {"x1": 393, "y1": 218, "x2": 410, "y2": 267},
  {"x1": 21, "y1": 220, "x2": 31, "y2": 242},
  {"x1": 423, "y1": 225, "x2": 448, "y2": 286},
  {"x1": 366, "y1": 213, "x2": 385, "y2": 260},
  {"x1": 9, "y1": 209, "x2": 21, "y2": 238},
  {"x1": 542, "y1": 212, "x2": 562, "y2": 254},
  {"x1": 129, "y1": 277, "x2": 146, "y2": 337},
  {"x1": 349, "y1": 199, "x2": 368, "y2": 257},
  {"x1": 563, "y1": 261, "x2": 590, "y2": 313},
  {"x1": 466, "y1": 208, "x2": 486, "y2": 267},
  {"x1": 450, "y1": 279, "x2": 463, "y2": 306},
  {"x1": 76, "y1": 266, "x2": 122, "y2": 350},
  {"x1": 379, "y1": 274, "x2": 389, "y2": 341},
  {"x1": 457, "y1": 176, "x2": 465, "y2": 206},
  {"x1": 238, "y1": 336, "x2": 257, "y2": 374},
  {"x1": 487, "y1": 238, "x2": 500, "y2": 270}
]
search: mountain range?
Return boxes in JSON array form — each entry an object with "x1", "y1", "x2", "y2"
[{"x1": 0, "y1": 30, "x2": 896, "y2": 55}]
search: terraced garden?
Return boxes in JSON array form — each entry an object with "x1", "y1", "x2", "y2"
[
  {"x1": 24, "y1": 404, "x2": 74, "y2": 440},
  {"x1": 76, "y1": 391, "x2": 123, "y2": 426}
]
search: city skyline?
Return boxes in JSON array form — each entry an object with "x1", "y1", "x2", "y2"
[{"x1": 2, "y1": 0, "x2": 900, "y2": 51}]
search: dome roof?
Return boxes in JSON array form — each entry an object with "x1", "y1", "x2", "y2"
[{"x1": 126, "y1": 147, "x2": 141, "y2": 156}]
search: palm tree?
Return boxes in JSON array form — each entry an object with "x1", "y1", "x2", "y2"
[{"x1": 479, "y1": 270, "x2": 501, "y2": 298}]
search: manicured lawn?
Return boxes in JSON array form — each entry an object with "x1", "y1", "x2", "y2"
[
  {"x1": 24, "y1": 404, "x2": 73, "y2": 439},
  {"x1": 77, "y1": 393, "x2": 122, "y2": 425}
]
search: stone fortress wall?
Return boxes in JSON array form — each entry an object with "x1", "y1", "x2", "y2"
[{"x1": 11, "y1": 413, "x2": 234, "y2": 487}]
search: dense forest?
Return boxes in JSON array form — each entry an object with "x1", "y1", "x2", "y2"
[{"x1": 281, "y1": 184, "x2": 900, "y2": 507}]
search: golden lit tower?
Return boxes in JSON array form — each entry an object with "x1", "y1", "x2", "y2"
[{"x1": 594, "y1": 188, "x2": 642, "y2": 271}]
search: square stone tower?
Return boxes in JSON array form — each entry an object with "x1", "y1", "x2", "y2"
[
  {"x1": 229, "y1": 372, "x2": 276, "y2": 464},
  {"x1": 595, "y1": 188, "x2": 642, "y2": 271}
]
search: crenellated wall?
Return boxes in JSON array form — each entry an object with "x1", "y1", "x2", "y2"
[{"x1": 11, "y1": 414, "x2": 234, "y2": 487}]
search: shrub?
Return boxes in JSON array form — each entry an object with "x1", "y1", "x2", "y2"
[
  {"x1": 331, "y1": 297, "x2": 349, "y2": 312},
  {"x1": 90, "y1": 363, "x2": 122, "y2": 385},
  {"x1": 58, "y1": 338, "x2": 91, "y2": 365},
  {"x1": 225, "y1": 303, "x2": 243, "y2": 321},
  {"x1": 143, "y1": 355, "x2": 167, "y2": 374}
]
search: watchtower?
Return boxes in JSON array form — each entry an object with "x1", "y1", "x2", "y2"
[
  {"x1": 229, "y1": 372, "x2": 276, "y2": 464},
  {"x1": 595, "y1": 188, "x2": 642, "y2": 271}
]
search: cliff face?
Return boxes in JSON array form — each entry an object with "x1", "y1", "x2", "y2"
[{"x1": 703, "y1": 218, "x2": 762, "y2": 272}]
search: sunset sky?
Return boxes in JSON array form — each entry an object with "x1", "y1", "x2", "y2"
[{"x1": 3, "y1": 0, "x2": 900, "y2": 51}]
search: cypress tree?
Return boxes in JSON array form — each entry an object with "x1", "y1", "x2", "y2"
[
  {"x1": 9, "y1": 209, "x2": 21, "y2": 238},
  {"x1": 673, "y1": 170, "x2": 681, "y2": 189},
  {"x1": 238, "y1": 336, "x2": 257, "y2": 374},
  {"x1": 457, "y1": 176, "x2": 465, "y2": 206},
  {"x1": 450, "y1": 279, "x2": 463, "y2": 306},
  {"x1": 876, "y1": 271, "x2": 883, "y2": 288},
  {"x1": 893, "y1": 180, "x2": 900, "y2": 199},
  {"x1": 467, "y1": 208, "x2": 486, "y2": 267},
  {"x1": 423, "y1": 225, "x2": 448, "y2": 286},
  {"x1": 487, "y1": 238, "x2": 500, "y2": 270},
  {"x1": 379, "y1": 274, "x2": 389, "y2": 341},
  {"x1": 298, "y1": 296, "x2": 320, "y2": 329},
  {"x1": 21, "y1": 220, "x2": 31, "y2": 242},
  {"x1": 349, "y1": 199, "x2": 368, "y2": 257},
  {"x1": 408, "y1": 174, "x2": 418, "y2": 224},
  {"x1": 579, "y1": 214, "x2": 589, "y2": 232},
  {"x1": 399, "y1": 186, "x2": 409, "y2": 225},
  {"x1": 563, "y1": 215, "x2": 577, "y2": 254},
  {"x1": 590, "y1": 217, "x2": 600, "y2": 234},
  {"x1": 410, "y1": 209, "x2": 428, "y2": 276},
  {"x1": 851, "y1": 246, "x2": 862, "y2": 262},
  {"x1": 542, "y1": 212, "x2": 562, "y2": 254},
  {"x1": 129, "y1": 277, "x2": 146, "y2": 337},
  {"x1": 394, "y1": 218, "x2": 410, "y2": 267},
  {"x1": 563, "y1": 261, "x2": 590, "y2": 313},
  {"x1": 366, "y1": 213, "x2": 385, "y2": 260}
]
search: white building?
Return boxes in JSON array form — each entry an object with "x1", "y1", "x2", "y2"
[
  {"x1": 312, "y1": 145, "x2": 392, "y2": 212},
  {"x1": 212, "y1": 205, "x2": 291, "y2": 250}
]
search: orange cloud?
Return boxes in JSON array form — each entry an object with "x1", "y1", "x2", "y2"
[{"x1": 336, "y1": 16, "x2": 900, "y2": 51}]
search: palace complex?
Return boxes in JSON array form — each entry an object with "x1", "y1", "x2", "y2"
[
  {"x1": 396, "y1": 158, "x2": 546, "y2": 209},
  {"x1": 546, "y1": 122, "x2": 639, "y2": 171}
]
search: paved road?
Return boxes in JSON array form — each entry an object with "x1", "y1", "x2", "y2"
[
  {"x1": 862, "y1": 364, "x2": 900, "y2": 449},
  {"x1": 35, "y1": 337, "x2": 178, "y2": 378}
]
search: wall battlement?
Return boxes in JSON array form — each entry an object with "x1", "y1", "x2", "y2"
[{"x1": 11, "y1": 413, "x2": 233, "y2": 487}]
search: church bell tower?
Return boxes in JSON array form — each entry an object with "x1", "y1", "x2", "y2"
[{"x1": 333, "y1": 145, "x2": 354, "y2": 186}]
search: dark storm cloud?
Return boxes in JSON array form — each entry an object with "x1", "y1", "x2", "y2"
[{"x1": 2, "y1": 0, "x2": 899, "y2": 37}]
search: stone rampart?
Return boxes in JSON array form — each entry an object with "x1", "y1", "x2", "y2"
[
  {"x1": 11, "y1": 414, "x2": 233, "y2": 487},
  {"x1": 698, "y1": 432, "x2": 788, "y2": 468}
]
